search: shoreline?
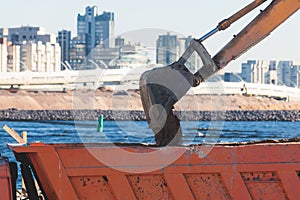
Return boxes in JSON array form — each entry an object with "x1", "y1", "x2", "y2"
[
  {"x1": 1, "y1": 109, "x2": 299, "y2": 121},
  {"x1": 1, "y1": 90, "x2": 300, "y2": 111}
]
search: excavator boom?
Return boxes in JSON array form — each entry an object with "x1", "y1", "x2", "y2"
[
  {"x1": 214, "y1": 0, "x2": 300, "y2": 69},
  {"x1": 140, "y1": 0, "x2": 300, "y2": 146}
]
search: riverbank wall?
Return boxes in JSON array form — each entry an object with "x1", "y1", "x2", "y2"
[{"x1": 1, "y1": 109, "x2": 299, "y2": 121}]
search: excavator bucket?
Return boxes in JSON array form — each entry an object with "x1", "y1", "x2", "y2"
[
  {"x1": 140, "y1": 64, "x2": 192, "y2": 146},
  {"x1": 140, "y1": 40, "x2": 217, "y2": 146}
]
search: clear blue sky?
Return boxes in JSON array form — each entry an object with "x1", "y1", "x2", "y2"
[{"x1": 2, "y1": 0, "x2": 300, "y2": 72}]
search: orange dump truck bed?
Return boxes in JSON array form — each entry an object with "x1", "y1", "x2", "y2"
[
  {"x1": 9, "y1": 142, "x2": 300, "y2": 200},
  {"x1": 0, "y1": 156, "x2": 16, "y2": 200}
]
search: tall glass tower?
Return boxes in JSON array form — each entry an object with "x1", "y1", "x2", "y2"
[
  {"x1": 77, "y1": 6, "x2": 114, "y2": 55},
  {"x1": 58, "y1": 30, "x2": 71, "y2": 67}
]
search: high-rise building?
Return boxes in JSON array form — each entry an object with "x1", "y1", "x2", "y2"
[
  {"x1": 0, "y1": 38, "x2": 21, "y2": 72},
  {"x1": 77, "y1": 6, "x2": 115, "y2": 55},
  {"x1": 277, "y1": 61, "x2": 293, "y2": 86},
  {"x1": 156, "y1": 33, "x2": 179, "y2": 66},
  {"x1": 0, "y1": 38, "x2": 8, "y2": 72},
  {"x1": 91, "y1": 46, "x2": 119, "y2": 67},
  {"x1": 7, "y1": 45, "x2": 21, "y2": 72},
  {"x1": 241, "y1": 60, "x2": 256, "y2": 82},
  {"x1": 115, "y1": 36, "x2": 125, "y2": 47},
  {"x1": 0, "y1": 26, "x2": 56, "y2": 45},
  {"x1": 241, "y1": 60, "x2": 269, "y2": 83},
  {"x1": 291, "y1": 65, "x2": 300, "y2": 88},
  {"x1": 156, "y1": 34, "x2": 202, "y2": 72},
  {"x1": 256, "y1": 60, "x2": 269, "y2": 84},
  {"x1": 269, "y1": 60, "x2": 277, "y2": 71},
  {"x1": 58, "y1": 30, "x2": 71, "y2": 68},
  {"x1": 69, "y1": 37, "x2": 86, "y2": 70},
  {"x1": 265, "y1": 60, "x2": 277, "y2": 85},
  {"x1": 0, "y1": 28, "x2": 8, "y2": 38},
  {"x1": 241, "y1": 60, "x2": 300, "y2": 87}
]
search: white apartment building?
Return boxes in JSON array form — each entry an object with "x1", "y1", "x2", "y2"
[
  {"x1": 255, "y1": 60, "x2": 269, "y2": 84},
  {"x1": 21, "y1": 41, "x2": 61, "y2": 72},
  {"x1": 0, "y1": 38, "x2": 8, "y2": 72},
  {"x1": 0, "y1": 25, "x2": 61, "y2": 73},
  {"x1": 7, "y1": 45, "x2": 21, "y2": 72}
]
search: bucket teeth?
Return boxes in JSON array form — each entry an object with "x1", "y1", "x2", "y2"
[{"x1": 154, "y1": 109, "x2": 182, "y2": 146}]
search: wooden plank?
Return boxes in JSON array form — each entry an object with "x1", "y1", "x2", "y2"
[
  {"x1": 21, "y1": 131, "x2": 27, "y2": 143},
  {"x1": 2, "y1": 125, "x2": 25, "y2": 144}
]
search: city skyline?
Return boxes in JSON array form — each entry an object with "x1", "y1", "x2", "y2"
[{"x1": 1, "y1": 0, "x2": 300, "y2": 72}]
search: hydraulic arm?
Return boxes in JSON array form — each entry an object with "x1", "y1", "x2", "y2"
[{"x1": 140, "y1": 0, "x2": 300, "y2": 146}]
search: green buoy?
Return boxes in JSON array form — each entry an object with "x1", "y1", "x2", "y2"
[{"x1": 97, "y1": 115, "x2": 104, "y2": 132}]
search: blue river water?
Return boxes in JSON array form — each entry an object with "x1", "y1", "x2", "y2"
[
  {"x1": 0, "y1": 120, "x2": 300, "y2": 188},
  {"x1": 1, "y1": 120, "x2": 300, "y2": 160}
]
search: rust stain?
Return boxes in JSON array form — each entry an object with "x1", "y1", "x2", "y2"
[
  {"x1": 127, "y1": 175, "x2": 173, "y2": 200},
  {"x1": 185, "y1": 173, "x2": 231, "y2": 200}
]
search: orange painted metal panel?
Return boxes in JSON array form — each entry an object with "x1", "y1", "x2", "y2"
[
  {"x1": 108, "y1": 175, "x2": 137, "y2": 199},
  {"x1": 185, "y1": 173, "x2": 231, "y2": 199},
  {"x1": 164, "y1": 173, "x2": 194, "y2": 200},
  {"x1": 10, "y1": 142, "x2": 300, "y2": 200},
  {"x1": 0, "y1": 158, "x2": 13, "y2": 200},
  {"x1": 241, "y1": 172, "x2": 288, "y2": 200},
  {"x1": 69, "y1": 176, "x2": 115, "y2": 200},
  {"x1": 128, "y1": 175, "x2": 173, "y2": 200}
]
